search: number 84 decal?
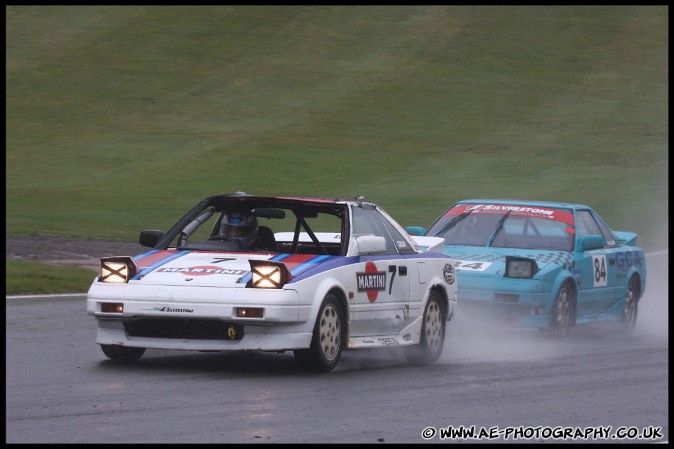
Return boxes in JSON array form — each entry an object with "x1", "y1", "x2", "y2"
[{"x1": 592, "y1": 255, "x2": 608, "y2": 287}]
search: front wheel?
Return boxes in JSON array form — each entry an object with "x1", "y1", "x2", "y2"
[
  {"x1": 404, "y1": 291, "x2": 446, "y2": 364},
  {"x1": 622, "y1": 275, "x2": 639, "y2": 331},
  {"x1": 101, "y1": 344, "x2": 146, "y2": 362},
  {"x1": 549, "y1": 283, "x2": 575, "y2": 338},
  {"x1": 294, "y1": 294, "x2": 343, "y2": 372}
]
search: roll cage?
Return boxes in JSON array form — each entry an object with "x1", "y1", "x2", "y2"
[{"x1": 149, "y1": 194, "x2": 350, "y2": 255}]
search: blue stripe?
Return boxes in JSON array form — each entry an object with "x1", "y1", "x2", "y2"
[
  {"x1": 132, "y1": 251, "x2": 190, "y2": 280},
  {"x1": 271, "y1": 254, "x2": 291, "y2": 262},
  {"x1": 239, "y1": 272, "x2": 253, "y2": 284},
  {"x1": 237, "y1": 254, "x2": 324, "y2": 284},
  {"x1": 237, "y1": 253, "x2": 451, "y2": 285},
  {"x1": 134, "y1": 249, "x2": 160, "y2": 263},
  {"x1": 237, "y1": 256, "x2": 282, "y2": 284}
]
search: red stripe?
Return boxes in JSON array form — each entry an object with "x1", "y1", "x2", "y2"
[
  {"x1": 280, "y1": 254, "x2": 317, "y2": 268},
  {"x1": 275, "y1": 196, "x2": 347, "y2": 203},
  {"x1": 445, "y1": 204, "x2": 575, "y2": 225},
  {"x1": 135, "y1": 250, "x2": 176, "y2": 268}
]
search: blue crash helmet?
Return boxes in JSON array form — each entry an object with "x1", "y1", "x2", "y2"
[{"x1": 221, "y1": 210, "x2": 258, "y2": 247}]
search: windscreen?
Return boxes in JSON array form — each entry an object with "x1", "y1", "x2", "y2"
[
  {"x1": 427, "y1": 203, "x2": 575, "y2": 251},
  {"x1": 167, "y1": 198, "x2": 346, "y2": 255}
]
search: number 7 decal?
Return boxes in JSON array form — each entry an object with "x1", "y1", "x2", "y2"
[{"x1": 388, "y1": 265, "x2": 396, "y2": 294}]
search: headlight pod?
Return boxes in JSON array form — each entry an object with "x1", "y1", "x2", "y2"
[
  {"x1": 99, "y1": 256, "x2": 138, "y2": 283},
  {"x1": 505, "y1": 256, "x2": 538, "y2": 279},
  {"x1": 248, "y1": 260, "x2": 292, "y2": 288}
]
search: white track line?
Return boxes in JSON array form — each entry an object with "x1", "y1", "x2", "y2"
[
  {"x1": 646, "y1": 250, "x2": 669, "y2": 257},
  {"x1": 6, "y1": 292, "x2": 87, "y2": 299}
]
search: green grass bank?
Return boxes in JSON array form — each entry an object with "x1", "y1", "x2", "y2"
[{"x1": 6, "y1": 6, "x2": 667, "y2": 294}]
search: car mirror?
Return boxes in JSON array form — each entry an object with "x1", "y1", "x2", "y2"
[
  {"x1": 354, "y1": 236, "x2": 387, "y2": 255},
  {"x1": 579, "y1": 235, "x2": 605, "y2": 251},
  {"x1": 405, "y1": 226, "x2": 426, "y2": 236},
  {"x1": 139, "y1": 230, "x2": 164, "y2": 248}
]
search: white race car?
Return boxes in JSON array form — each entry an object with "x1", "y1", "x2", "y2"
[{"x1": 86, "y1": 192, "x2": 458, "y2": 372}]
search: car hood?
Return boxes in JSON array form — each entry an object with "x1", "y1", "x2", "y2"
[
  {"x1": 130, "y1": 250, "x2": 338, "y2": 287},
  {"x1": 443, "y1": 245, "x2": 572, "y2": 276}
]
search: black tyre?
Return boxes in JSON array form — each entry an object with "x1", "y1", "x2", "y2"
[
  {"x1": 622, "y1": 275, "x2": 639, "y2": 331},
  {"x1": 101, "y1": 344, "x2": 146, "y2": 362},
  {"x1": 549, "y1": 282, "x2": 575, "y2": 338},
  {"x1": 294, "y1": 294, "x2": 343, "y2": 372},
  {"x1": 404, "y1": 291, "x2": 446, "y2": 364}
]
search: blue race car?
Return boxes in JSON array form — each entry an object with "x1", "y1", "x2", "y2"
[{"x1": 408, "y1": 199, "x2": 646, "y2": 335}]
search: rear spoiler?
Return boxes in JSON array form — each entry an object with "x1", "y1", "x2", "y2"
[
  {"x1": 411, "y1": 236, "x2": 445, "y2": 253},
  {"x1": 614, "y1": 231, "x2": 638, "y2": 247}
]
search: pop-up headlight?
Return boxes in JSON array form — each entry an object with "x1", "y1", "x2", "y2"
[
  {"x1": 248, "y1": 260, "x2": 292, "y2": 288},
  {"x1": 505, "y1": 256, "x2": 538, "y2": 279},
  {"x1": 99, "y1": 256, "x2": 138, "y2": 283}
]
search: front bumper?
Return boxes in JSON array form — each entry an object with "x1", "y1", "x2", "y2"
[
  {"x1": 87, "y1": 283, "x2": 313, "y2": 351},
  {"x1": 96, "y1": 319, "x2": 313, "y2": 351},
  {"x1": 457, "y1": 277, "x2": 552, "y2": 328}
]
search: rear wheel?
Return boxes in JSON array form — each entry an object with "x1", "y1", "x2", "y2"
[
  {"x1": 101, "y1": 345, "x2": 146, "y2": 362},
  {"x1": 622, "y1": 275, "x2": 639, "y2": 331},
  {"x1": 404, "y1": 291, "x2": 446, "y2": 364},
  {"x1": 549, "y1": 283, "x2": 575, "y2": 338},
  {"x1": 294, "y1": 294, "x2": 343, "y2": 372}
]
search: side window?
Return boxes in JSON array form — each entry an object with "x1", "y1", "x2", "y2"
[
  {"x1": 575, "y1": 210, "x2": 602, "y2": 238},
  {"x1": 382, "y1": 219, "x2": 416, "y2": 255},
  {"x1": 351, "y1": 206, "x2": 399, "y2": 255},
  {"x1": 576, "y1": 210, "x2": 618, "y2": 249},
  {"x1": 591, "y1": 212, "x2": 618, "y2": 248}
]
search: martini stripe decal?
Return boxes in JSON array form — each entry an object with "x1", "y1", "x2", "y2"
[{"x1": 132, "y1": 251, "x2": 190, "y2": 280}]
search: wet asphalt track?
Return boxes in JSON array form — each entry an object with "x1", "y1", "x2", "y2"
[{"x1": 5, "y1": 252, "x2": 668, "y2": 444}]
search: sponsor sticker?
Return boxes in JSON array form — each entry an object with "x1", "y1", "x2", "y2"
[
  {"x1": 143, "y1": 306, "x2": 194, "y2": 313},
  {"x1": 445, "y1": 204, "x2": 574, "y2": 225},
  {"x1": 615, "y1": 251, "x2": 643, "y2": 270},
  {"x1": 356, "y1": 261, "x2": 386, "y2": 303},
  {"x1": 157, "y1": 266, "x2": 247, "y2": 276},
  {"x1": 454, "y1": 260, "x2": 492, "y2": 272},
  {"x1": 443, "y1": 263, "x2": 455, "y2": 284}
]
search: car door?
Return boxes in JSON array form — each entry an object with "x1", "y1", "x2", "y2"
[
  {"x1": 574, "y1": 210, "x2": 620, "y2": 315},
  {"x1": 590, "y1": 210, "x2": 631, "y2": 312},
  {"x1": 348, "y1": 205, "x2": 415, "y2": 337}
]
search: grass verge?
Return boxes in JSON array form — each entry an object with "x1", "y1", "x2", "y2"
[{"x1": 6, "y1": 260, "x2": 97, "y2": 296}]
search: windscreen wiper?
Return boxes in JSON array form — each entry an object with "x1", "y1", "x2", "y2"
[
  {"x1": 487, "y1": 211, "x2": 511, "y2": 247},
  {"x1": 432, "y1": 210, "x2": 472, "y2": 237}
]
